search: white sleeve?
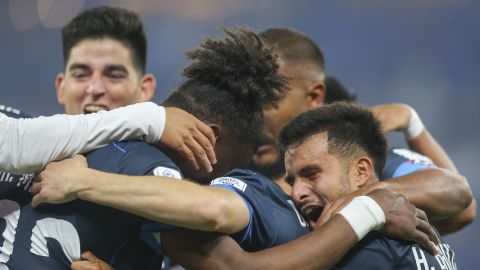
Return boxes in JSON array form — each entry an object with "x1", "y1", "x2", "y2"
[{"x1": 0, "y1": 102, "x2": 166, "y2": 174}]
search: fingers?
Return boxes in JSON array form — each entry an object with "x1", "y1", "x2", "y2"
[
  {"x1": 31, "y1": 193, "x2": 44, "y2": 208},
  {"x1": 316, "y1": 203, "x2": 334, "y2": 228},
  {"x1": 194, "y1": 118, "x2": 217, "y2": 150},
  {"x1": 71, "y1": 251, "x2": 114, "y2": 270},
  {"x1": 71, "y1": 261, "x2": 99, "y2": 270},
  {"x1": 416, "y1": 209, "x2": 440, "y2": 245},
  {"x1": 31, "y1": 180, "x2": 44, "y2": 208},
  {"x1": 189, "y1": 131, "x2": 214, "y2": 173},
  {"x1": 316, "y1": 196, "x2": 353, "y2": 228},
  {"x1": 162, "y1": 107, "x2": 217, "y2": 173},
  {"x1": 30, "y1": 180, "x2": 41, "y2": 195},
  {"x1": 414, "y1": 230, "x2": 439, "y2": 255},
  {"x1": 179, "y1": 144, "x2": 200, "y2": 171},
  {"x1": 80, "y1": 251, "x2": 98, "y2": 262}
]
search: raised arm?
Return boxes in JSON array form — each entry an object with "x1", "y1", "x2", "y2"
[
  {"x1": 371, "y1": 103, "x2": 476, "y2": 233},
  {"x1": 0, "y1": 102, "x2": 216, "y2": 174},
  {"x1": 362, "y1": 168, "x2": 472, "y2": 221}
]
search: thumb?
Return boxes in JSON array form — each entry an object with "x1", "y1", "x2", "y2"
[{"x1": 31, "y1": 193, "x2": 44, "y2": 208}]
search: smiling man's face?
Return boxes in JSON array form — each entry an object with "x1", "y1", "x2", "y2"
[
  {"x1": 56, "y1": 38, "x2": 153, "y2": 115},
  {"x1": 286, "y1": 132, "x2": 355, "y2": 228}
]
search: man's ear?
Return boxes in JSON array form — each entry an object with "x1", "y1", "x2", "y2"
[
  {"x1": 55, "y1": 73, "x2": 66, "y2": 105},
  {"x1": 209, "y1": 124, "x2": 221, "y2": 141},
  {"x1": 353, "y1": 156, "x2": 374, "y2": 189},
  {"x1": 306, "y1": 82, "x2": 325, "y2": 109},
  {"x1": 138, "y1": 73, "x2": 157, "y2": 102}
]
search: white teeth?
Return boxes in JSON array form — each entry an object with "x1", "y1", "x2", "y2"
[{"x1": 83, "y1": 105, "x2": 108, "y2": 114}]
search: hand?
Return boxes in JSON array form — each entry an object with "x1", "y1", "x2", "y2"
[
  {"x1": 370, "y1": 103, "x2": 412, "y2": 133},
  {"x1": 314, "y1": 184, "x2": 383, "y2": 228},
  {"x1": 368, "y1": 189, "x2": 440, "y2": 255},
  {"x1": 71, "y1": 251, "x2": 114, "y2": 270},
  {"x1": 315, "y1": 194, "x2": 354, "y2": 229},
  {"x1": 159, "y1": 107, "x2": 217, "y2": 172},
  {"x1": 31, "y1": 155, "x2": 87, "y2": 208}
]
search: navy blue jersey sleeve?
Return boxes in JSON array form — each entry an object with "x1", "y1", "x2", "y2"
[
  {"x1": 382, "y1": 148, "x2": 435, "y2": 179},
  {"x1": 209, "y1": 169, "x2": 310, "y2": 252}
]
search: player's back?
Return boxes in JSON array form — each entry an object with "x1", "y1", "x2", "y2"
[{"x1": 1, "y1": 140, "x2": 180, "y2": 269}]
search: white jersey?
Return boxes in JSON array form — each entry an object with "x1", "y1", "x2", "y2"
[{"x1": 0, "y1": 102, "x2": 165, "y2": 174}]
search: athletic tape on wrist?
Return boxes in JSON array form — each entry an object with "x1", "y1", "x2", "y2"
[
  {"x1": 155, "y1": 106, "x2": 166, "y2": 142},
  {"x1": 338, "y1": 196, "x2": 386, "y2": 240},
  {"x1": 405, "y1": 107, "x2": 424, "y2": 139}
]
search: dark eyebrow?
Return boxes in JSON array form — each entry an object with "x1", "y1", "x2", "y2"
[
  {"x1": 299, "y1": 164, "x2": 321, "y2": 177},
  {"x1": 68, "y1": 63, "x2": 91, "y2": 72},
  {"x1": 104, "y1": 64, "x2": 128, "y2": 74}
]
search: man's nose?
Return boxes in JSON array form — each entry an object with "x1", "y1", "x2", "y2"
[
  {"x1": 86, "y1": 74, "x2": 106, "y2": 96},
  {"x1": 292, "y1": 179, "x2": 312, "y2": 204}
]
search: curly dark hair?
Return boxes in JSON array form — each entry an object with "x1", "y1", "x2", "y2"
[
  {"x1": 163, "y1": 27, "x2": 288, "y2": 150},
  {"x1": 279, "y1": 102, "x2": 387, "y2": 177},
  {"x1": 61, "y1": 6, "x2": 147, "y2": 73}
]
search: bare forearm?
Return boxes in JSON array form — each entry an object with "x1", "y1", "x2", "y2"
[
  {"x1": 74, "y1": 168, "x2": 247, "y2": 233},
  {"x1": 163, "y1": 215, "x2": 357, "y2": 270},
  {"x1": 407, "y1": 124, "x2": 475, "y2": 233},
  {"x1": 407, "y1": 129, "x2": 457, "y2": 172},
  {"x1": 380, "y1": 168, "x2": 472, "y2": 220},
  {"x1": 246, "y1": 215, "x2": 356, "y2": 270}
]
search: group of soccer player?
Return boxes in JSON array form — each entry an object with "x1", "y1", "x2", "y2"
[{"x1": 0, "y1": 5, "x2": 476, "y2": 270}]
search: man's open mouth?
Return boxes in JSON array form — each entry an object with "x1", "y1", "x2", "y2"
[
  {"x1": 83, "y1": 105, "x2": 109, "y2": 114},
  {"x1": 301, "y1": 204, "x2": 325, "y2": 228}
]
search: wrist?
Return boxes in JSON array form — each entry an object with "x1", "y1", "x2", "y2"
[
  {"x1": 338, "y1": 196, "x2": 386, "y2": 241},
  {"x1": 405, "y1": 107, "x2": 424, "y2": 139},
  {"x1": 73, "y1": 167, "x2": 96, "y2": 200}
]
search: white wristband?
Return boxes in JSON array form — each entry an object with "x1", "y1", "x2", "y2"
[
  {"x1": 155, "y1": 106, "x2": 166, "y2": 142},
  {"x1": 338, "y1": 196, "x2": 386, "y2": 241},
  {"x1": 405, "y1": 107, "x2": 424, "y2": 139}
]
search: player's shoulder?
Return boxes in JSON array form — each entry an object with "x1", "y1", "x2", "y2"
[
  {"x1": 87, "y1": 140, "x2": 180, "y2": 177},
  {"x1": 0, "y1": 104, "x2": 31, "y2": 119},
  {"x1": 211, "y1": 169, "x2": 273, "y2": 192},
  {"x1": 388, "y1": 148, "x2": 433, "y2": 165},
  {"x1": 382, "y1": 147, "x2": 434, "y2": 179}
]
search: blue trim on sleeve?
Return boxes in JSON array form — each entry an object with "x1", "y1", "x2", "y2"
[
  {"x1": 393, "y1": 162, "x2": 430, "y2": 178},
  {"x1": 211, "y1": 183, "x2": 254, "y2": 244}
]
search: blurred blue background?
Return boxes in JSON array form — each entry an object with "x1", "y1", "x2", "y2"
[{"x1": 1, "y1": 0, "x2": 478, "y2": 268}]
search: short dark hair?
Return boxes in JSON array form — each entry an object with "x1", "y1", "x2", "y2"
[
  {"x1": 163, "y1": 28, "x2": 287, "y2": 150},
  {"x1": 260, "y1": 28, "x2": 325, "y2": 74},
  {"x1": 324, "y1": 76, "x2": 357, "y2": 104},
  {"x1": 279, "y1": 102, "x2": 387, "y2": 177},
  {"x1": 61, "y1": 6, "x2": 147, "y2": 73}
]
